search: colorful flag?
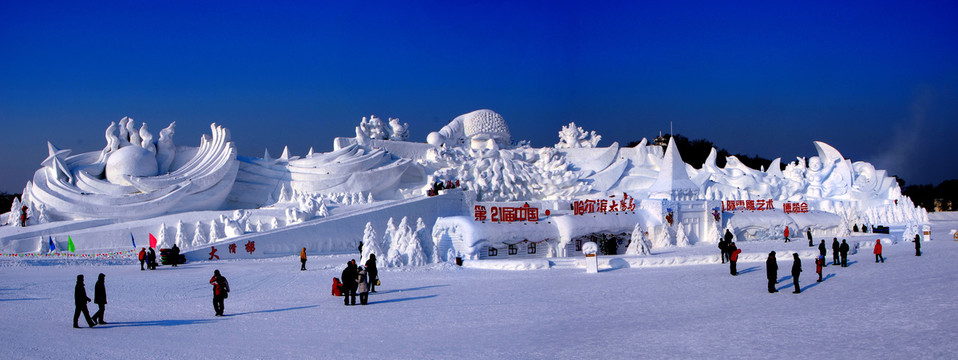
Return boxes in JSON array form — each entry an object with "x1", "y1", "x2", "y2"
[
  {"x1": 131, "y1": 232, "x2": 136, "y2": 249},
  {"x1": 48, "y1": 236, "x2": 56, "y2": 252},
  {"x1": 67, "y1": 236, "x2": 75, "y2": 253},
  {"x1": 149, "y1": 233, "x2": 157, "y2": 249}
]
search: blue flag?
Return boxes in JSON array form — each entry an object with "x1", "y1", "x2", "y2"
[
  {"x1": 130, "y1": 232, "x2": 136, "y2": 249},
  {"x1": 48, "y1": 236, "x2": 55, "y2": 252}
]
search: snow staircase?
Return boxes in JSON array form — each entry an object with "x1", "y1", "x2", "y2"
[{"x1": 549, "y1": 258, "x2": 580, "y2": 269}]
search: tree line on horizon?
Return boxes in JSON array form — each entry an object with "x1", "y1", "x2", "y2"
[{"x1": 0, "y1": 135, "x2": 954, "y2": 213}]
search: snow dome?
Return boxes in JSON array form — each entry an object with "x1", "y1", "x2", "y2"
[{"x1": 105, "y1": 145, "x2": 158, "y2": 185}]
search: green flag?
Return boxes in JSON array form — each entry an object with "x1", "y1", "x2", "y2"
[{"x1": 68, "y1": 236, "x2": 75, "y2": 253}]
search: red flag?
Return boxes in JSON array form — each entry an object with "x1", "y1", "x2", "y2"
[{"x1": 149, "y1": 233, "x2": 157, "y2": 249}]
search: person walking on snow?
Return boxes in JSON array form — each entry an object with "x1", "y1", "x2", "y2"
[
  {"x1": 138, "y1": 247, "x2": 146, "y2": 271},
  {"x1": 73, "y1": 275, "x2": 95, "y2": 328},
  {"x1": 784, "y1": 226, "x2": 790, "y2": 243},
  {"x1": 91, "y1": 273, "x2": 108, "y2": 325},
  {"x1": 914, "y1": 234, "x2": 921, "y2": 256},
  {"x1": 815, "y1": 255, "x2": 824, "y2": 282},
  {"x1": 357, "y1": 265, "x2": 370, "y2": 305},
  {"x1": 766, "y1": 251, "x2": 778, "y2": 293},
  {"x1": 729, "y1": 243, "x2": 741, "y2": 276},
  {"x1": 840, "y1": 240, "x2": 850, "y2": 267},
  {"x1": 300, "y1": 247, "x2": 307, "y2": 271},
  {"x1": 831, "y1": 238, "x2": 840, "y2": 265},
  {"x1": 210, "y1": 269, "x2": 229, "y2": 316},
  {"x1": 874, "y1": 239, "x2": 884, "y2": 263},
  {"x1": 807, "y1": 228, "x2": 814, "y2": 247},
  {"x1": 365, "y1": 254, "x2": 378, "y2": 293},
  {"x1": 791, "y1": 253, "x2": 802, "y2": 294}
]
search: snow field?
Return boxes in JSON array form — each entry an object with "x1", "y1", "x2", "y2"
[{"x1": 0, "y1": 221, "x2": 956, "y2": 359}]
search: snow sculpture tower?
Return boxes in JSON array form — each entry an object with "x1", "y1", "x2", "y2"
[{"x1": 648, "y1": 137, "x2": 700, "y2": 201}]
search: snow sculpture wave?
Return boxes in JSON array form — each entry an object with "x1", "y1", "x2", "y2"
[{"x1": 23, "y1": 120, "x2": 238, "y2": 221}]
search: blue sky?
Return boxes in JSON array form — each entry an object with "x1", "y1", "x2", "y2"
[{"x1": 1, "y1": 1, "x2": 956, "y2": 193}]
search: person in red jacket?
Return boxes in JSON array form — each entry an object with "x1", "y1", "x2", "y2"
[
  {"x1": 784, "y1": 226, "x2": 790, "y2": 243},
  {"x1": 874, "y1": 239, "x2": 884, "y2": 263},
  {"x1": 729, "y1": 243, "x2": 742, "y2": 276},
  {"x1": 210, "y1": 270, "x2": 229, "y2": 316},
  {"x1": 815, "y1": 255, "x2": 824, "y2": 282},
  {"x1": 138, "y1": 248, "x2": 146, "y2": 271}
]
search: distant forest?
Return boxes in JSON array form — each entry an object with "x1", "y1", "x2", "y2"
[{"x1": 0, "y1": 136, "x2": 954, "y2": 213}]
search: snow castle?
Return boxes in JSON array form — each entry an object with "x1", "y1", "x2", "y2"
[{"x1": 0, "y1": 111, "x2": 928, "y2": 264}]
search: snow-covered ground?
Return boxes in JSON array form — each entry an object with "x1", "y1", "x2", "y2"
[{"x1": 2, "y1": 217, "x2": 957, "y2": 359}]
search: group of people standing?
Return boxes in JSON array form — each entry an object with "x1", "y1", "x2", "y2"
[
  {"x1": 726, "y1": 225, "x2": 921, "y2": 295},
  {"x1": 339, "y1": 254, "x2": 378, "y2": 306}
]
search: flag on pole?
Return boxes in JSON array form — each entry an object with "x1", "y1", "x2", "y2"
[
  {"x1": 149, "y1": 233, "x2": 157, "y2": 249},
  {"x1": 49, "y1": 236, "x2": 56, "y2": 252},
  {"x1": 67, "y1": 236, "x2": 75, "y2": 253},
  {"x1": 131, "y1": 232, "x2": 136, "y2": 249}
]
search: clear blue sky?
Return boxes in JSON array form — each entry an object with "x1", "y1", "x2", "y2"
[{"x1": 2, "y1": 1, "x2": 956, "y2": 193}]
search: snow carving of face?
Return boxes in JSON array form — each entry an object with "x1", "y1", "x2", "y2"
[
  {"x1": 808, "y1": 157, "x2": 823, "y2": 172},
  {"x1": 469, "y1": 134, "x2": 501, "y2": 158}
]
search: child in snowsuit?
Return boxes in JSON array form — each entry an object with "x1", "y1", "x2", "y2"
[
  {"x1": 815, "y1": 255, "x2": 824, "y2": 282},
  {"x1": 729, "y1": 244, "x2": 741, "y2": 276}
]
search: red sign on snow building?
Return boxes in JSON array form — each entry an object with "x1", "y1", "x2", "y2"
[{"x1": 474, "y1": 203, "x2": 540, "y2": 223}]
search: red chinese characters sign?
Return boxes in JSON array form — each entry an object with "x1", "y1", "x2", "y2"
[
  {"x1": 783, "y1": 202, "x2": 809, "y2": 214},
  {"x1": 474, "y1": 203, "x2": 539, "y2": 223},
  {"x1": 722, "y1": 199, "x2": 776, "y2": 212},
  {"x1": 574, "y1": 193, "x2": 635, "y2": 216}
]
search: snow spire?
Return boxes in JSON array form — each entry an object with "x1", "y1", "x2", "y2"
[{"x1": 648, "y1": 136, "x2": 700, "y2": 201}]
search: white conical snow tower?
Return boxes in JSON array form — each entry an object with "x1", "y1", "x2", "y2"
[{"x1": 648, "y1": 136, "x2": 700, "y2": 201}]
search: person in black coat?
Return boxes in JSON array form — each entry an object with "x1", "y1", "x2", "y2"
[
  {"x1": 818, "y1": 240, "x2": 827, "y2": 266},
  {"x1": 147, "y1": 247, "x2": 157, "y2": 270},
  {"x1": 839, "y1": 240, "x2": 850, "y2": 267},
  {"x1": 914, "y1": 234, "x2": 921, "y2": 256},
  {"x1": 806, "y1": 228, "x2": 814, "y2": 247},
  {"x1": 91, "y1": 273, "x2": 108, "y2": 325},
  {"x1": 170, "y1": 244, "x2": 180, "y2": 267},
  {"x1": 718, "y1": 238, "x2": 728, "y2": 264},
  {"x1": 365, "y1": 254, "x2": 379, "y2": 293},
  {"x1": 73, "y1": 275, "x2": 95, "y2": 328},
  {"x1": 791, "y1": 253, "x2": 802, "y2": 294},
  {"x1": 766, "y1": 251, "x2": 778, "y2": 293},
  {"x1": 722, "y1": 229, "x2": 734, "y2": 263},
  {"x1": 831, "y1": 238, "x2": 840, "y2": 265},
  {"x1": 341, "y1": 260, "x2": 358, "y2": 306}
]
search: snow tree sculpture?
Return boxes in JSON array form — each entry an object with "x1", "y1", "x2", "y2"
[
  {"x1": 360, "y1": 222, "x2": 384, "y2": 265},
  {"x1": 626, "y1": 223, "x2": 653, "y2": 255}
]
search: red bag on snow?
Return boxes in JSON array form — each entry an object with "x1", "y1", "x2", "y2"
[{"x1": 332, "y1": 277, "x2": 343, "y2": 296}]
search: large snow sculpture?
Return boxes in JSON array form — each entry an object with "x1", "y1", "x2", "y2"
[{"x1": 24, "y1": 120, "x2": 239, "y2": 221}]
